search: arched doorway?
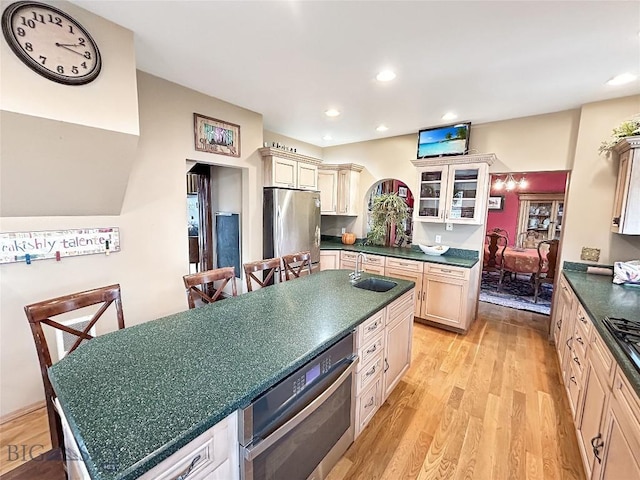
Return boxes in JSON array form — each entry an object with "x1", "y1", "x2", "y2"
[{"x1": 364, "y1": 179, "x2": 414, "y2": 246}]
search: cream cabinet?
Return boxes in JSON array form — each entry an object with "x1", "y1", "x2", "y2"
[
  {"x1": 319, "y1": 250, "x2": 340, "y2": 270},
  {"x1": 340, "y1": 251, "x2": 385, "y2": 275},
  {"x1": 611, "y1": 136, "x2": 640, "y2": 235},
  {"x1": 260, "y1": 147, "x2": 321, "y2": 191},
  {"x1": 317, "y1": 163, "x2": 363, "y2": 216},
  {"x1": 384, "y1": 257, "x2": 423, "y2": 318},
  {"x1": 410, "y1": 155, "x2": 495, "y2": 225},
  {"x1": 554, "y1": 273, "x2": 640, "y2": 480},
  {"x1": 417, "y1": 262, "x2": 481, "y2": 332},
  {"x1": 354, "y1": 290, "x2": 414, "y2": 438}
]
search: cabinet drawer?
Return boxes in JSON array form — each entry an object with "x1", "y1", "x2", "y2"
[
  {"x1": 385, "y1": 257, "x2": 424, "y2": 273},
  {"x1": 424, "y1": 263, "x2": 469, "y2": 280},
  {"x1": 364, "y1": 254, "x2": 385, "y2": 266},
  {"x1": 356, "y1": 354, "x2": 383, "y2": 393},
  {"x1": 341, "y1": 251, "x2": 359, "y2": 262},
  {"x1": 356, "y1": 378, "x2": 381, "y2": 436},
  {"x1": 387, "y1": 290, "x2": 414, "y2": 324},
  {"x1": 566, "y1": 361, "x2": 583, "y2": 419},
  {"x1": 572, "y1": 322, "x2": 588, "y2": 360},
  {"x1": 613, "y1": 368, "x2": 640, "y2": 425},
  {"x1": 575, "y1": 303, "x2": 592, "y2": 341},
  {"x1": 569, "y1": 339, "x2": 587, "y2": 381},
  {"x1": 363, "y1": 264, "x2": 385, "y2": 275},
  {"x1": 357, "y1": 310, "x2": 385, "y2": 347},
  {"x1": 590, "y1": 327, "x2": 616, "y2": 387},
  {"x1": 138, "y1": 414, "x2": 231, "y2": 480},
  {"x1": 358, "y1": 334, "x2": 383, "y2": 369}
]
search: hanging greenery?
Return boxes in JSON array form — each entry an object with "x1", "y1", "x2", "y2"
[{"x1": 366, "y1": 193, "x2": 409, "y2": 246}]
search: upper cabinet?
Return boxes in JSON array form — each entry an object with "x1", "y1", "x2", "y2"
[
  {"x1": 317, "y1": 164, "x2": 363, "y2": 216},
  {"x1": 611, "y1": 136, "x2": 640, "y2": 235},
  {"x1": 260, "y1": 147, "x2": 322, "y2": 191},
  {"x1": 411, "y1": 154, "x2": 495, "y2": 225}
]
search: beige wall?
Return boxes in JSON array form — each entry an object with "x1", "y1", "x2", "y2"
[
  {"x1": 0, "y1": 71, "x2": 264, "y2": 416},
  {"x1": 562, "y1": 96, "x2": 640, "y2": 264},
  {"x1": 0, "y1": 0, "x2": 139, "y2": 135},
  {"x1": 263, "y1": 130, "x2": 323, "y2": 159}
]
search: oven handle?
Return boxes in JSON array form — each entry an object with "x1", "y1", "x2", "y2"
[{"x1": 242, "y1": 358, "x2": 357, "y2": 461}]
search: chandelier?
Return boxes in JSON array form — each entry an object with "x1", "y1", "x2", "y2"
[{"x1": 493, "y1": 173, "x2": 527, "y2": 191}]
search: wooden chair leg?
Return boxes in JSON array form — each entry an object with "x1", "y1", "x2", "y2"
[
  {"x1": 498, "y1": 270, "x2": 504, "y2": 291},
  {"x1": 534, "y1": 277, "x2": 539, "y2": 303}
]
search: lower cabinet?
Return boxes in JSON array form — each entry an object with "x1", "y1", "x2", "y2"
[
  {"x1": 354, "y1": 289, "x2": 414, "y2": 437},
  {"x1": 340, "y1": 251, "x2": 386, "y2": 275},
  {"x1": 555, "y1": 273, "x2": 640, "y2": 480},
  {"x1": 320, "y1": 250, "x2": 340, "y2": 270}
]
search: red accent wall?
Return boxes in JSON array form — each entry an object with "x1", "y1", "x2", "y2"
[{"x1": 486, "y1": 171, "x2": 567, "y2": 245}]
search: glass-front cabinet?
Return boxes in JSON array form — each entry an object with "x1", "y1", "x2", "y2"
[
  {"x1": 517, "y1": 193, "x2": 564, "y2": 242},
  {"x1": 416, "y1": 162, "x2": 488, "y2": 225}
]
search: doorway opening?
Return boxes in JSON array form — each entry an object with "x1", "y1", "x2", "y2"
[
  {"x1": 481, "y1": 170, "x2": 569, "y2": 316},
  {"x1": 186, "y1": 163, "x2": 242, "y2": 283},
  {"x1": 364, "y1": 179, "x2": 414, "y2": 246}
]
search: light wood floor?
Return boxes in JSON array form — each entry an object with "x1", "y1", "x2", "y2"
[
  {"x1": 0, "y1": 407, "x2": 51, "y2": 476},
  {"x1": 0, "y1": 303, "x2": 585, "y2": 479},
  {"x1": 328, "y1": 302, "x2": 585, "y2": 480}
]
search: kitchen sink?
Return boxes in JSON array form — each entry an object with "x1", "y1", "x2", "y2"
[{"x1": 353, "y1": 278, "x2": 397, "y2": 292}]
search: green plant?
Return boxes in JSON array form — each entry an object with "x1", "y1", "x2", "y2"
[
  {"x1": 366, "y1": 193, "x2": 409, "y2": 246},
  {"x1": 599, "y1": 114, "x2": 640, "y2": 156}
]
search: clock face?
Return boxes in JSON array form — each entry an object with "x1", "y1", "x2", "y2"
[{"x1": 2, "y1": 1, "x2": 101, "y2": 85}]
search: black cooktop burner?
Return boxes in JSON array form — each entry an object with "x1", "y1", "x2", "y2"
[{"x1": 603, "y1": 317, "x2": 640, "y2": 373}]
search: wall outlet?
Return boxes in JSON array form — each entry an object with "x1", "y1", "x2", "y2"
[
  {"x1": 341, "y1": 227, "x2": 346, "y2": 234},
  {"x1": 435, "y1": 235, "x2": 442, "y2": 244},
  {"x1": 445, "y1": 223, "x2": 453, "y2": 231}
]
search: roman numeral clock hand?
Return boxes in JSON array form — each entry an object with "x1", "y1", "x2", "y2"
[{"x1": 55, "y1": 42, "x2": 84, "y2": 56}]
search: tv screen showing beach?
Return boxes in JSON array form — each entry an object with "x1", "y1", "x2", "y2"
[{"x1": 417, "y1": 123, "x2": 470, "y2": 158}]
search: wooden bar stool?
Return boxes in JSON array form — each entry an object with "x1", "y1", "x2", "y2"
[
  {"x1": 23, "y1": 284, "x2": 126, "y2": 451},
  {"x1": 183, "y1": 267, "x2": 237, "y2": 309},
  {"x1": 282, "y1": 251, "x2": 313, "y2": 280},
  {"x1": 243, "y1": 258, "x2": 282, "y2": 292}
]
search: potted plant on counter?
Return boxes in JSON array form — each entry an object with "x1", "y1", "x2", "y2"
[{"x1": 366, "y1": 193, "x2": 409, "y2": 247}]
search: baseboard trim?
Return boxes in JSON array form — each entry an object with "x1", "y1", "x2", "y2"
[{"x1": 0, "y1": 401, "x2": 46, "y2": 425}]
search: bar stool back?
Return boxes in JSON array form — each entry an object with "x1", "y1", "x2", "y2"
[
  {"x1": 243, "y1": 258, "x2": 282, "y2": 292},
  {"x1": 183, "y1": 267, "x2": 237, "y2": 308},
  {"x1": 24, "y1": 284, "x2": 126, "y2": 451},
  {"x1": 282, "y1": 251, "x2": 313, "y2": 280}
]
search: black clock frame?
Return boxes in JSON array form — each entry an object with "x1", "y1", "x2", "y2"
[{"x1": 1, "y1": 1, "x2": 102, "y2": 85}]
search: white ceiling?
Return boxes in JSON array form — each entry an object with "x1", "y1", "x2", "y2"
[{"x1": 71, "y1": 0, "x2": 640, "y2": 147}]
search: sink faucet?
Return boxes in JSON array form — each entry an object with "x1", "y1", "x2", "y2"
[{"x1": 350, "y1": 253, "x2": 367, "y2": 283}]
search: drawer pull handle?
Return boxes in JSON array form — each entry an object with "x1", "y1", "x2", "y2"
[
  {"x1": 573, "y1": 356, "x2": 581, "y2": 367},
  {"x1": 384, "y1": 358, "x2": 389, "y2": 373},
  {"x1": 569, "y1": 375, "x2": 577, "y2": 385},
  {"x1": 591, "y1": 434, "x2": 604, "y2": 464},
  {"x1": 365, "y1": 365, "x2": 377, "y2": 377},
  {"x1": 579, "y1": 316, "x2": 587, "y2": 324},
  {"x1": 440, "y1": 269, "x2": 452, "y2": 273},
  {"x1": 565, "y1": 337, "x2": 573, "y2": 350},
  {"x1": 174, "y1": 454, "x2": 202, "y2": 480},
  {"x1": 576, "y1": 337, "x2": 584, "y2": 345},
  {"x1": 557, "y1": 319, "x2": 562, "y2": 329},
  {"x1": 365, "y1": 397, "x2": 375, "y2": 408},
  {"x1": 366, "y1": 345, "x2": 377, "y2": 354},
  {"x1": 367, "y1": 322, "x2": 380, "y2": 332}
]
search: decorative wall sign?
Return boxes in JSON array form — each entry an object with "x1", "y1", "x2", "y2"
[
  {"x1": 0, "y1": 227, "x2": 120, "y2": 264},
  {"x1": 194, "y1": 113, "x2": 241, "y2": 157}
]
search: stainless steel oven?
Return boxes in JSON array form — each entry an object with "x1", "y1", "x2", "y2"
[{"x1": 239, "y1": 333, "x2": 357, "y2": 480}]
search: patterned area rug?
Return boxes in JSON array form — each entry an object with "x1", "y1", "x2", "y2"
[{"x1": 480, "y1": 272, "x2": 553, "y2": 315}]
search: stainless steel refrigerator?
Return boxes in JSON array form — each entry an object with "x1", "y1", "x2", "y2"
[{"x1": 263, "y1": 187, "x2": 321, "y2": 266}]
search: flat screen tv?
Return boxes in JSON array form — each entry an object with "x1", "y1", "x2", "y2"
[{"x1": 417, "y1": 122, "x2": 471, "y2": 159}]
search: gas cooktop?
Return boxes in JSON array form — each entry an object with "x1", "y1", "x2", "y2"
[{"x1": 603, "y1": 317, "x2": 640, "y2": 374}]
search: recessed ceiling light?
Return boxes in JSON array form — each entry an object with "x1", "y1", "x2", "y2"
[
  {"x1": 606, "y1": 73, "x2": 637, "y2": 86},
  {"x1": 322, "y1": 135, "x2": 333, "y2": 141},
  {"x1": 325, "y1": 109, "x2": 341, "y2": 117},
  {"x1": 376, "y1": 125, "x2": 389, "y2": 132},
  {"x1": 376, "y1": 70, "x2": 396, "y2": 82},
  {"x1": 442, "y1": 112, "x2": 458, "y2": 120}
]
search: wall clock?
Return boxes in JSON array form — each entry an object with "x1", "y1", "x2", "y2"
[{"x1": 2, "y1": 1, "x2": 101, "y2": 85}]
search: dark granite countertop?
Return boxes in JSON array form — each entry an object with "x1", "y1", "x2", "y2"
[
  {"x1": 562, "y1": 271, "x2": 640, "y2": 397},
  {"x1": 48, "y1": 270, "x2": 414, "y2": 480},
  {"x1": 320, "y1": 241, "x2": 479, "y2": 268}
]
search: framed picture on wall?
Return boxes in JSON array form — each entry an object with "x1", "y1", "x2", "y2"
[
  {"x1": 398, "y1": 186, "x2": 408, "y2": 197},
  {"x1": 488, "y1": 195, "x2": 505, "y2": 211},
  {"x1": 194, "y1": 113, "x2": 241, "y2": 157}
]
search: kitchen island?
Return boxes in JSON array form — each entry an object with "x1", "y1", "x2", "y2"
[{"x1": 48, "y1": 270, "x2": 414, "y2": 480}]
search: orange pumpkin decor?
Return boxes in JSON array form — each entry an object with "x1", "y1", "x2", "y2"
[{"x1": 342, "y1": 232, "x2": 356, "y2": 245}]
